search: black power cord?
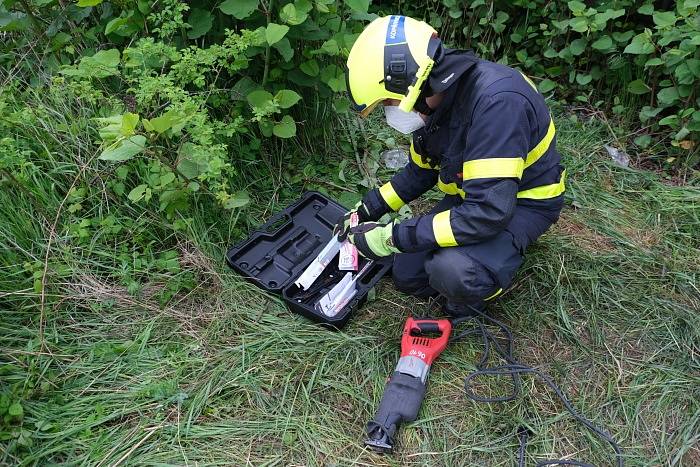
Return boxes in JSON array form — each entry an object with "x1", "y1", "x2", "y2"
[{"x1": 449, "y1": 307, "x2": 624, "y2": 467}]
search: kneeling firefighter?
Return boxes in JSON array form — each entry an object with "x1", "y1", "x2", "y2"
[{"x1": 339, "y1": 15, "x2": 566, "y2": 316}]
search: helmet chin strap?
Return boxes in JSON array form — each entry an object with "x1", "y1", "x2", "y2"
[{"x1": 413, "y1": 81, "x2": 436, "y2": 115}]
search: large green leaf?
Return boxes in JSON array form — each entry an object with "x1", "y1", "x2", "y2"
[
  {"x1": 674, "y1": 63, "x2": 695, "y2": 85},
  {"x1": 652, "y1": 11, "x2": 677, "y2": 28},
  {"x1": 99, "y1": 135, "x2": 147, "y2": 162},
  {"x1": 633, "y1": 135, "x2": 652, "y2": 148},
  {"x1": 658, "y1": 115, "x2": 678, "y2": 126},
  {"x1": 273, "y1": 38, "x2": 294, "y2": 62},
  {"x1": 231, "y1": 77, "x2": 258, "y2": 101},
  {"x1": 299, "y1": 59, "x2": 320, "y2": 76},
  {"x1": 567, "y1": 1, "x2": 586, "y2": 14},
  {"x1": 96, "y1": 112, "x2": 139, "y2": 142},
  {"x1": 612, "y1": 31, "x2": 634, "y2": 43},
  {"x1": 345, "y1": 0, "x2": 370, "y2": 13},
  {"x1": 591, "y1": 35, "x2": 613, "y2": 51},
  {"x1": 623, "y1": 34, "x2": 654, "y2": 55},
  {"x1": 177, "y1": 143, "x2": 208, "y2": 179},
  {"x1": 657, "y1": 87, "x2": 679, "y2": 106},
  {"x1": 143, "y1": 109, "x2": 191, "y2": 134},
  {"x1": 219, "y1": 0, "x2": 259, "y2": 19},
  {"x1": 273, "y1": 115, "x2": 297, "y2": 138},
  {"x1": 77, "y1": 0, "x2": 103, "y2": 6},
  {"x1": 224, "y1": 191, "x2": 250, "y2": 209},
  {"x1": 627, "y1": 79, "x2": 650, "y2": 95},
  {"x1": 265, "y1": 23, "x2": 289, "y2": 45},
  {"x1": 320, "y1": 64, "x2": 346, "y2": 92},
  {"x1": 637, "y1": 3, "x2": 654, "y2": 15},
  {"x1": 187, "y1": 8, "x2": 213, "y2": 39},
  {"x1": 0, "y1": 11, "x2": 30, "y2": 32},
  {"x1": 280, "y1": 3, "x2": 308, "y2": 25},
  {"x1": 639, "y1": 106, "x2": 662, "y2": 122},
  {"x1": 296, "y1": 0, "x2": 314, "y2": 13},
  {"x1": 538, "y1": 79, "x2": 556, "y2": 93},
  {"x1": 121, "y1": 113, "x2": 139, "y2": 137},
  {"x1": 127, "y1": 184, "x2": 149, "y2": 202},
  {"x1": 569, "y1": 17, "x2": 588, "y2": 33},
  {"x1": 63, "y1": 48, "x2": 121, "y2": 78},
  {"x1": 687, "y1": 59, "x2": 700, "y2": 78},
  {"x1": 91, "y1": 49, "x2": 120, "y2": 67},
  {"x1": 8, "y1": 402, "x2": 23, "y2": 417},
  {"x1": 570, "y1": 38, "x2": 587, "y2": 56},
  {"x1": 247, "y1": 90, "x2": 273, "y2": 108},
  {"x1": 575, "y1": 73, "x2": 592, "y2": 85},
  {"x1": 314, "y1": 38, "x2": 339, "y2": 55},
  {"x1": 105, "y1": 17, "x2": 128, "y2": 35},
  {"x1": 275, "y1": 90, "x2": 301, "y2": 109}
]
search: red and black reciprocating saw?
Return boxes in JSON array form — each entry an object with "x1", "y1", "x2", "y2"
[{"x1": 364, "y1": 317, "x2": 452, "y2": 452}]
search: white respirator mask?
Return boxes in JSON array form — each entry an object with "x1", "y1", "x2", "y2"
[{"x1": 384, "y1": 105, "x2": 426, "y2": 134}]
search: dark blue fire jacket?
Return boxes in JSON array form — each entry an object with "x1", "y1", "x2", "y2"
[{"x1": 362, "y1": 50, "x2": 565, "y2": 252}]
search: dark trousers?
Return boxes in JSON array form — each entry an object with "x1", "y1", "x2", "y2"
[{"x1": 392, "y1": 196, "x2": 556, "y2": 310}]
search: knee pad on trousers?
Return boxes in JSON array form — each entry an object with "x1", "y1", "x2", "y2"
[{"x1": 425, "y1": 249, "x2": 497, "y2": 304}]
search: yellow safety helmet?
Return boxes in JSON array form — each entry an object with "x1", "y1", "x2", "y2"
[{"x1": 346, "y1": 15, "x2": 441, "y2": 117}]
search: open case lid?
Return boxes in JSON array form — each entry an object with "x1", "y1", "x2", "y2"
[{"x1": 226, "y1": 191, "x2": 347, "y2": 293}]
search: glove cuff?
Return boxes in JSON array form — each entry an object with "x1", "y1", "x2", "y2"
[
  {"x1": 380, "y1": 222, "x2": 401, "y2": 254},
  {"x1": 362, "y1": 188, "x2": 391, "y2": 222}
]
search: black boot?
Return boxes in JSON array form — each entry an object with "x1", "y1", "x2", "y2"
[{"x1": 442, "y1": 300, "x2": 485, "y2": 318}]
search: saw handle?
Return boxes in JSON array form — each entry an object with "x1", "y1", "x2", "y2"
[{"x1": 401, "y1": 317, "x2": 452, "y2": 366}]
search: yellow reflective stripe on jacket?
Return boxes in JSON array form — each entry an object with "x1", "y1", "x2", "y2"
[
  {"x1": 437, "y1": 178, "x2": 465, "y2": 198},
  {"x1": 519, "y1": 71, "x2": 537, "y2": 91},
  {"x1": 463, "y1": 157, "x2": 525, "y2": 181},
  {"x1": 432, "y1": 210, "x2": 458, "y2": 247},
  {"x1": 517, "y1": 170, "x2": 566, "y2": 199},
  {"x1": 379, "y1": 181, "x2": 405, "y2": 211},
  {"x1": 485, "y1": 288, "x2": 503, "y2": 301},
  {"x1": 410, "y1": 143, "x2": 436, "y2": 170},
  {"x1": 525, "y1": 118, "x2": 555, "y2": 169}
]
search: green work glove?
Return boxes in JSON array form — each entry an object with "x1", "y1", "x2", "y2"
[
  {"x1": 334, "y1": 200, "x2": 372, "y2": 241},
  {"x1": 348, "y1": 222, "x2": 401, "y2": 260}
]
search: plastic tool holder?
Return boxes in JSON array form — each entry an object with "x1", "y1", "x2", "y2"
[{"x1": 226, "y1": 191, "x2": 391, "y2": 329}]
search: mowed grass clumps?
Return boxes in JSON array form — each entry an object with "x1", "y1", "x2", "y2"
[{"x1": 1, "y1": 104, "x2": 699, "y2": 466}]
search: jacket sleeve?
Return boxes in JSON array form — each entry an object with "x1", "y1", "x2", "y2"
[
  {"x1": 361, "y1": 138, "x2": 439, "y2": 221},
  {"x1": 392, "y1": 92, "x2": 532, "y2": 252}
]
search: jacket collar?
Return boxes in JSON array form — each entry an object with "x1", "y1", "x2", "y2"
[{"x1": 428, "y1": 48, "x2": 479, "y2": 94}]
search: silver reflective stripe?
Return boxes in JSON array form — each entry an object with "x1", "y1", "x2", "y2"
[
  {"x1": 395, "y1": 356, "x2": 430, "y2": 383},
  {"x1": 294, "y1": 235, "x2": 342, "y2": 290}
]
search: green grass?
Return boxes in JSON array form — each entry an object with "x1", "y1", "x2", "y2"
[{"x1": 1, "y1": 95, "x2": 699, "y2": 466}]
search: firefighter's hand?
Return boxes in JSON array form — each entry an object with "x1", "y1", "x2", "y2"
[
  {"x1": 348, "y1": 222, "x2": 400, "y2": 260},
  {"x1": 333, "y1": 201, "x2": 372, "y2": 241}
]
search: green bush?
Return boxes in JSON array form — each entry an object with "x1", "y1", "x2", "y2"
[
  {"x1": 2, "y1": 0, "x2": 698, "y2": 186},
  {"x1": 0, "y1": 0, "x2": 369, "y2": 216},
  {"x1": 400, "y1": 0, "x2": 700, "y2": 166}
]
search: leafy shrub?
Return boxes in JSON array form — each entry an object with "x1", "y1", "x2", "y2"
[
  {"x1": 0, "y1": 0, "x2": 374, "y2": 216},
  {"x1": 398, "y1": 0, "x2": 700, "y2": 166},
  {"x1": 2, "y1": 0, "x2": 698, "y2": 179}
]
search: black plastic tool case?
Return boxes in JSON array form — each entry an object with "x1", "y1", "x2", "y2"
[{"x1": 226, "y1": 191, "x2": 391, "y2": 329}]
